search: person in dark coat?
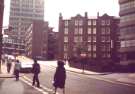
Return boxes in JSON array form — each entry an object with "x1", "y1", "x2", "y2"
[
  {"x1": 53, "y1": 60, "x2": 66, "y2": 94},
  {"x1": 32, "y1": 59, "x2": 40, "y2": 88}
]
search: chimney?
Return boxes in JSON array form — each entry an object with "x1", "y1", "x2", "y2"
[
  {"x1": 97, "y1": 12, "x2": 99, "y2": 18},
  {"x1": 85, "y1": 12, "x2": 88, "y2": 18}
]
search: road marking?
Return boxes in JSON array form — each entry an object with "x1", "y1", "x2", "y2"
[
  {"x1": 20, "y1": 77, "x2": 49, "y2": 94},
  {"x1": 21, "y1": 76, "x2": 59, "y2": 94}
]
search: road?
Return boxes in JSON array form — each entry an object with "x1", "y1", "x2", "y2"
[{"x1": 23, "y1": 63, "x2": 135, "y2": 94}]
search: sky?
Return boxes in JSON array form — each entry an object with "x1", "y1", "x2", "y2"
[{"x1": 3, "y1": 0, "x2": 119, "y2": 32}]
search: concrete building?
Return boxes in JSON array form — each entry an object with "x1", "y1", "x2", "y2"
[
  {"x1": 119, "y1": 0, "x2": 135, "y2": 65},
  {"x1": 58, "y1": 12, "x2": 120, "y2": 65},
  {"x1": 25, "y1": 20, "x2": 57, "y2": 60},
  {"x1": 7, "y1": 0, "x2": 44, "y2": 55}
]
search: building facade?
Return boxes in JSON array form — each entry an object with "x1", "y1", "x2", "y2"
[
  {"x1": 25, "y1": 20, "x2": 57, "y2": 60},
  {"x1": 58, "y1": 13, "x2": 120, "y2": 65},
  {"x1": 3, "y1": 29, "x2": 25, "y2": 55},
  {"x1": 8, "y1": 0, "x2": 44, "y2": 55},
  {"x1": 25, "y1": 20, "x2": 48, "y2": 59},
  {"x1": 119, "y1": 0, "x2": 135, "y2": 65},
  {"x1": 0, "y1": 0, "x2": 4, "y2": 62}
]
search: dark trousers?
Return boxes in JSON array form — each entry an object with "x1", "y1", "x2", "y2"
[
  {"x1": 7, "y1": 63, "x2": 11, "y2": 73},
  {"x1": 32, "y1": 73, "x2": 40, "y2": 87},
  {"x1": 15, "y1": 70, "x2": 19, "y2": 81}
]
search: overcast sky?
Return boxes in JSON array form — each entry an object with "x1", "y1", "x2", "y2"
[{"x1": 3, "y1": 0, "x2": 119, "y2": 31}]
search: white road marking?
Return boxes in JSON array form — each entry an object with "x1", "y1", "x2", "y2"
[
  {"x1": 21, "y1": 76, "x2": 60, "y2": 94},
  {"x1": 20, "y1": 77, "x2": 48, "y2": 94}
]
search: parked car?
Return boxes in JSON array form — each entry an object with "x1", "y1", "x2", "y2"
[{"x1": 16, "y1": 56, "x2": 34, "y2": 73}]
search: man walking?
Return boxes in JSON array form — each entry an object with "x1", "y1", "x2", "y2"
[
  {"x1": 7, "y1": 58, "x2": 12, "y2": 73},
  {"x1": 32, "y1": 59, "x2": 40, "y2": 88}
]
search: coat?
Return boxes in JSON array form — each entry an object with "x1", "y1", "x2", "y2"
[
  {"x1": 53, "y1": 61, "x2": 66, "y2": 88},
  {"x1": 32, "y1": 63, "x2": 40, "y2": 74}
]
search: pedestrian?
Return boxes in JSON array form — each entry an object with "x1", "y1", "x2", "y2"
[
  {"x1": 7, "y1": 57, "x2": 12, "y2": 73},
  {"x1": 14, "y1": 60, "x2": 21, "y2": 81},
  {"x1": 53, "y1": 60, "x2": 66, "y2": 94},
  {"x1": 32, "y1": 59, "x2": 40, "y2": 88}
]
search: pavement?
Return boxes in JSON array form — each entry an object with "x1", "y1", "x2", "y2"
[{"x1": 0, "y1": 63, "x2": 15, "y2": 78}]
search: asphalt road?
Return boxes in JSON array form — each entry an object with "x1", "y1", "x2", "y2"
[{"x1": 23, "y1": 64, "x2": 135, "y2": 94}]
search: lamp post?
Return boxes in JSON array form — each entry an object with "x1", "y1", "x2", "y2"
[{"x1": 0, "y1": 0, "x2": 4, "y2": 73}]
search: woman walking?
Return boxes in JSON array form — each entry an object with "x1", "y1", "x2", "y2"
[{"x1": 53, "y1": 60, "x2": 66, "y2": 94}]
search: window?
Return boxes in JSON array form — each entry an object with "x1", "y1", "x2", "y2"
[
  {"x1": 107, "y1": 53, "x2": 111, "y2": 58},
  {"x1": 88, "y1": 45, "x2": 92, "y2": 51},
  {"x1": 88, "y1": 36, "x2": 92, "y2": 42},
  {"x1": 64, "y1": 28, "x2": 68, "y2": 34},
  {"x1": 88, "y1": 53, "x2": 91, "y2": 58},
  {"x1": 79, "y1": 28, "x2": 83, "y2": 34},
  {"x1": 79, "y1": 36, "x2": 83, "y2": 42},
  {"x1": 88, "y1": 28, "x2": 92, "y2": 34},
  {"x1": 93, "y1": 53, "x2": 96, "y2": 58},
  {"x1": 64, "y1": 45, "x2": 68, "y2": 51},
  {"x1": 101, "y1": 45, "x2": 106, "y2": 51},
  {"x1": 93, "y1": 44, "x2": 96, "y2": 51},
  {"x1": 93, "y1": 36, "x2": 96, "y2": 42},
  {"x1": 64, "y1": 36, "x2": 68, "y2": 42},
  {"x1": 74, "y1": 37, "x2": 78, "y2": 42},
  {"x1": 93, "y1": 27, "x2": 96, "y2": 34},
  {"x1": 101, "y1": 36, "x2": 105, "y2": 42},
  {"x1": 106, "y1": 27, "x2": 110, "y2": 34},
  {"x1": 74, "y1": 28, "x2": 78, "y2": 35},
  {"x1": 88, "y1": 20, "x2": 92, "y2": 25},
  {"x1": 75, "y1": 20, "x2": 78, "y2": 26},
  {"x1": 79, "y1": 20, "x2": 83, "y2": 26},
  {"x1": 101, "y1": 20, "x2": 105, "y2": 26},
  {"x1": 65, "y1": 20, "x2": 68, "y2": 26},
  {"x1": 106, "y1": 20, "x2": 110, "y2": 25},
  {"x1": 93, "y1": 20, "x2": 96, "y2": 25},
  {"x1": 106, "y1": 45, "x2": 111, "y2": 51},
  {"x1": 121, "y1": 41, "x2": 125, "y2": 47},
  {"x1": 101, "y1": 28, "x2": 105, "y2": 34},
  {"x1": 106, "y1": 36, "x2": 110, "y2": 42}
]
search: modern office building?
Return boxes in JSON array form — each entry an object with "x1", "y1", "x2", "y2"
[
  {"x1": 7, "y1": 0, "x2": 44, "y2": 55},
  {"x1": 25, "y1": 20, "x2": 57, "y2": 60},
  {"x1": 119, "y1": 0, "x2": 135, "y2": 65},
  {"x1": 58, "y1": 12, "x2": 120, "y2": 65}
]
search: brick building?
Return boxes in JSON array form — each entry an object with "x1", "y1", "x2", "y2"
[{"x1": 58, "y1": 12, "x2": 120, "y2": 65}]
